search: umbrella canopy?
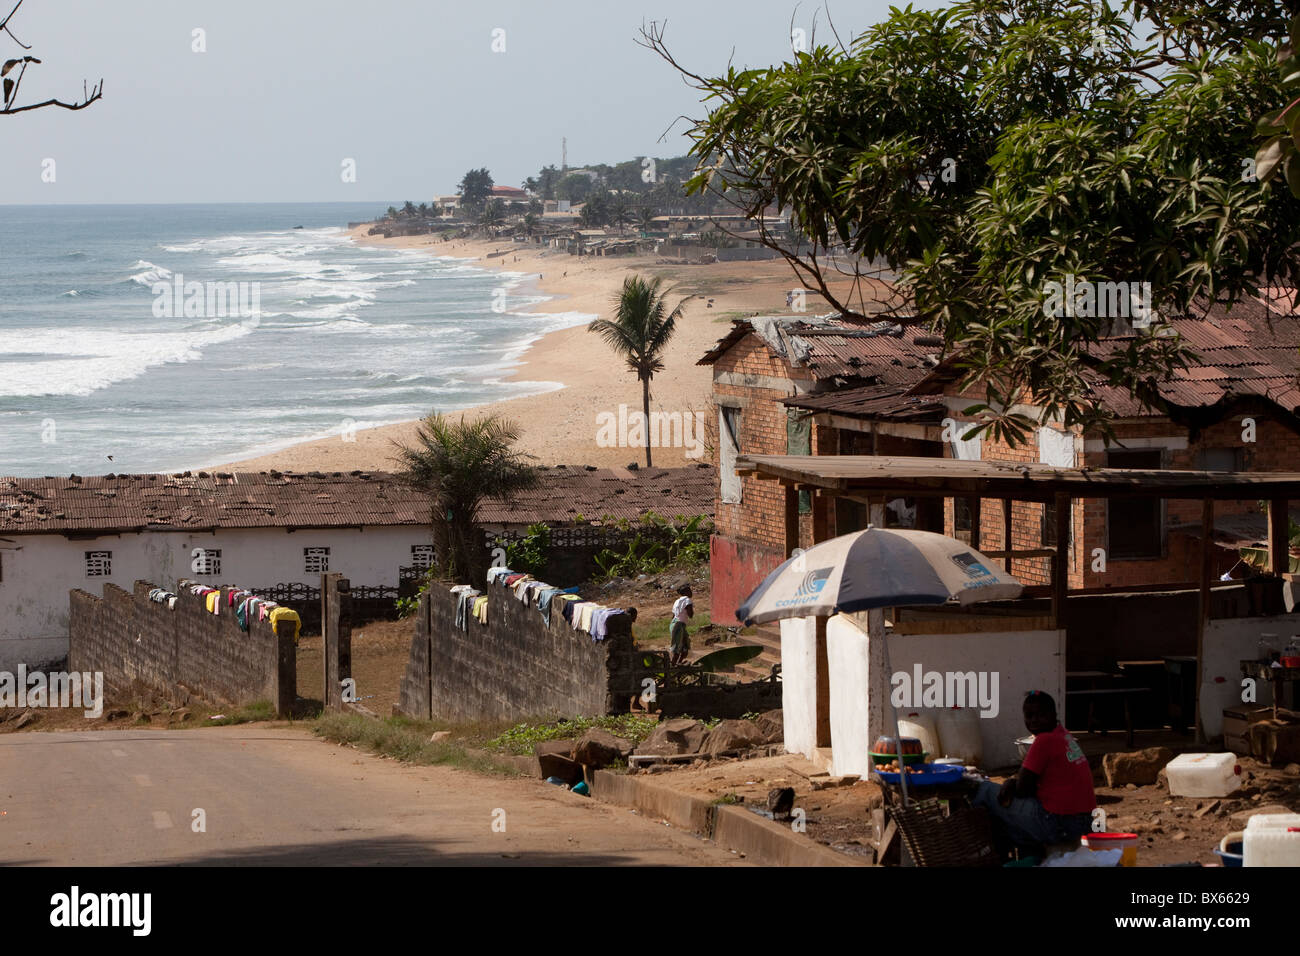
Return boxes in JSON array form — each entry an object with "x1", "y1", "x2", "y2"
[{"x1": 736, "y1": 526, "x2": 1024, "y2": 625}]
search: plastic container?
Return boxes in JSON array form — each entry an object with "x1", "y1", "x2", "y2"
[
  {"x1": 1243, "y1": 813, "x2": 1300, "y2": 867},
  {"x1": 936, "y1": 707, "x2": 983, "y2": 767},
  {"x1": 898, "y1": 711, "x2": 942, "y2": 758},
  {"x1": 873, "y1": 763, "x2": 965, "y2": 787},
  {"x1": 1214, "y1": 831, "x2": 1244, "y2": 867},
  {"x1": 1081, "y1": 832, "x2": 1138, "y2": 867},
  {"x1": 1165, "y1": 753, "x2": 1241, "y2": 798}
]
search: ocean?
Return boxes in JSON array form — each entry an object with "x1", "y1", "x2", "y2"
[{"x1": 0, "y1": 202, "x2": 587, "y2": 477}]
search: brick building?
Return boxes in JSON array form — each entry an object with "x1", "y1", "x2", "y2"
[{"x1": 702, "y1": 296, "x2": 1300, "y2": 624}]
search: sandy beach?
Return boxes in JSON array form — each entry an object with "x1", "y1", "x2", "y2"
[{"x1": 213, "y1": 224, "x2": 821, "y2": 473}]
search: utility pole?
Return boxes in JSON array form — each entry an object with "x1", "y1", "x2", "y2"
[{"x1": 562, "y1": 137, "x2": 568, "y2": 174}]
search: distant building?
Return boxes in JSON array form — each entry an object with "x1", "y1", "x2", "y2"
[{"x1": 0, "y1": 466, "x2": 714, "y2": 668}]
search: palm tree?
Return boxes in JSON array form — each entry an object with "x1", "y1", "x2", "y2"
[
  {"x1": 386, "y1": 206, "x2": 399, "y2": 220},
  {"x1": 588, "y1": 276, "x2": 687, "y2": 467},
  {"x1": 394, "y1": 412, "x2": 539, "y2": 582},
  {"x1": 479, "y1": 198, "x2": 505, "y2": 228},
  {"x1": 402, "y1": 200, "x2": 417, "y2": 219}
]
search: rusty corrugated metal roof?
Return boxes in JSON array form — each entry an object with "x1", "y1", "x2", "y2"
[
  {"x1": 783, "y1": 384, "x2": 947, "y2": 423},
  {"x1": 0, "y1": 466, "x2": 717, "y2": 536}
]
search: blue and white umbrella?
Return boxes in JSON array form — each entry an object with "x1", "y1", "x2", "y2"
[{"x1": 736, "y1": 526, "x2": 1023, "y2": 625}]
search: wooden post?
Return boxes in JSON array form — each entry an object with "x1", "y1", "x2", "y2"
[
  {"x1": 968, "y1": 496, "x2": 982, "y2": 550},
  {"x1": 867, "y1": 501, "x2": 888, "y2": 746},
  {"x1": 1002, "y1": 498, "x2": 1014, "y2": 572},
  {"x1": 784, "y1": 483, "x2": 800, "y2": 557},
  {"x1": 1195, "y1": 498, "x2": 1214, "y2": 745},
  {"x1": 812, "y1": 488, "x2": 833, "y2": 543},
  {"x1": 1269, "y1": 497, "x2": 1289, "y2": 577},
  {"x1": 1050, "y1": 493, "x2": 1070, "y2": 629},
  {"x1": 322, "y1": 572, "x2": 353, "y2": 711}
]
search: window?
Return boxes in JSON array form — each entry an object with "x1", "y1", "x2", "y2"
[
  {"x1": 85, "y1": 551, "x2": 112, "y2": 577},
  {"x1": 192, "y1": 548, "x2": 221, "y2": 575},
  {"x1": 411, "y1": 545, "x2": 436, "y2": 570},
  {"x1": 304, "y1": 547, "x2": 330, "y2": 574},
  {"x1": 719, "y1": 406, "x2": 742, "y2": 504},
  {"x1": 1196, "y1": 447, "x2": 1243, "y2": 473},
  {"x1": 1107, "y1": 449, "x2": 1164, "y2": 559},
  {"x1": 954, "y1": 497, "x2": 972, "y2": 532}
]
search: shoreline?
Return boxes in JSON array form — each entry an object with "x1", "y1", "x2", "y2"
[{"x1": 209, "y1": 223, "x2": 818, "y2": 473}]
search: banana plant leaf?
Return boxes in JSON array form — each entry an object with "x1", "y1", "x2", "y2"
[
  {"x1": 693, "y1": 645, "x2": 763, "y2": 672},
  {"x1": 1239, "y1": 546, "x2": 1300, "y2": 574}
]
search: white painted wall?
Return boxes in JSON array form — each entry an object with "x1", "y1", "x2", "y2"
[
  {"x1": 824, "y1": 613, "x2": 1066, "y2": 772},
  {"x1": 1200, "y1": 616, "x2": 1287, "y2": 737},
  {"x1": 780, "y1": 616, "x2": 818, "y2": 762},
  {"x1": 827, "y1": 614, "x2": 874, "y2": 777},
  {"x1": 0, "y1": 525, "x2": 432, "y2": 669}
]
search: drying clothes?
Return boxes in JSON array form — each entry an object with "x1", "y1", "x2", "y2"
[
  {"x1": 486, "y1": 566, "x2": 512, "y2": 585},
  {"x1": 559, "y1": 598, "x2": 579, "y2": 629},
  {"x1": 579, "y1": 603, "x2": 598, "y2": 632},
  {"x1": 205, "y1": 591, "x2": 220, "y2": 614},
  {"x1": 237, "y1": 597, "x2": 253, "y2": 632},
  {"x1": 517, "y1": 580, "x2": 539, "y2": 604},
  {"x1": 258, "y1": 601, "x2": 278, "y2": 622},
  {"x1": 568, "y1": 602, "x2": 594, "y2": 631},
  {"x1": 504, "y1": 573, "x2": 529, "y2": 587},
  {"x1": 148, "y1": 588, "x2": 176, "y2": 605},
  {"x1": 167, "y1": 596, "x2": 178, "y2": 610},
  {"x1": 472, "y1": 595, "x2": 489, "y2": 624},
  {"x1": 536, "y1": 588, "x2": 563, "y2": 625},
  {"x1": 268, "y1": 607, "x2": 302, "y2": 642},
  {"x1": 590, "y1": 608, "x2": 627, "y2": 642},
  {"x1": 454, "y1": 588, "x2": 481, "y2": 632}
]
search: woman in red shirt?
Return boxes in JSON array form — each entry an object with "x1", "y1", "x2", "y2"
[{"x1": 972, "y1": 691, "x2": 1096, "y2": 857}]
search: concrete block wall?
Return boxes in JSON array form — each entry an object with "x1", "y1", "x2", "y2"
[
  {"x1": 397, "y1": 581, "x2": 639, "y2": 722},
  {"x1": 68, "y1": 580, "x2": 296, "y2": 713}
]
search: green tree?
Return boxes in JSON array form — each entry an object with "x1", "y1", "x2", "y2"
[
  {"x1": 394, "y1": 413, "x2": 539, "y2": 582},
  {"x1": 385, "y1": 206, "x2": 399, "y2": 220},
  {"x1": 458, "y1": 167, "x2": 495, "y2": 210},
  {"x1": 588, "y1": 276, "x2": 687, "y2": 467},
  {"x1": 641, "y1": 3, "x2": 1300, "y2": 445},
  {"x1": 580, "y1": 191, "x2": 610, "y2": 227},
  {"x1": 479, "y1": 198, "x2": 506, "y2": 227},
  {"x1": 558, "y1": 172, "x2": 594, "y2": 203}
]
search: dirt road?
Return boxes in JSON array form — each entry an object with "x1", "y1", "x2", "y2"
[{"x1": 0, "y1": 727, "x2": 741, "y2": 866}]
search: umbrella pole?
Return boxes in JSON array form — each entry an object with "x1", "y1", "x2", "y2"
[{"x1": 880, "y1": 627, "x2": 910, "y2": 807}]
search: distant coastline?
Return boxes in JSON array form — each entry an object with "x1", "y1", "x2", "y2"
[{"x1": 207, "y1": 221, "x2": 814, "y2": 474}]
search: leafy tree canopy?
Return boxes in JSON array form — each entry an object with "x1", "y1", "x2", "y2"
[{"x1": 643, "y1": 1, "x2": 1300, "y2": 444}]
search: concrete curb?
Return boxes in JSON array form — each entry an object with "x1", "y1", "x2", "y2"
[{"x1": 591, "y1": 770, "x2": 866, "y2": 867}]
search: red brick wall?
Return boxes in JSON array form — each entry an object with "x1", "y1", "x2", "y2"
[
  {"x1": 939, "y1": 413, "x2": 1300, "y2": 590},
  {"x1": 711, "y1": 333, "x2": 815, "y2": 553}
]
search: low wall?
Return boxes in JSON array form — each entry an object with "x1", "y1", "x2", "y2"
[
  {"x1": 69, "y1": 580, "x2": 296, "y2": 714},
  {"x1": 397, "y1": 582, "x2": 641, "y2": 722},
  {"x1": 819, "y1": 613, "x2": 1064, "y2": 774}
]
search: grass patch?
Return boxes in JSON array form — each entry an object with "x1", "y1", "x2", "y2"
[
  {"x1": 488, "y1": 713, "x2": 662, "y2": 755},
  {"x1": 640, "y1": 611, "x2": 713, "y2": 646},
  {"x1": 191, "y1": 699, "x2": 280, "y2": 727},
  {"x1": 313, "y1": 712, "x2": 521, "y2": 775}
]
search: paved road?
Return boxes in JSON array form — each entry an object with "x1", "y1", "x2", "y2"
[{"x1": 0, "y1": 728, "x2": 741, "y2": 866}]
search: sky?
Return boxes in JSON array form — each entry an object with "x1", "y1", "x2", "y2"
[{"x1": 0, "y1": 0, "x2": 938, "y2": 205}]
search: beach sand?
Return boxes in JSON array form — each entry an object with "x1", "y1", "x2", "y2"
[{"x1": 212, "y1": 225, "x2": 823, "y2": 473}]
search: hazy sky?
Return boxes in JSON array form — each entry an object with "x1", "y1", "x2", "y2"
[{"x1": 0, "y1": 0, "x2": 935, "y2": 204}]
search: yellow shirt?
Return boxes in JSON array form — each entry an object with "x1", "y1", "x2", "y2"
[
  {"x1": 205, "y1": 591, "x2": 219, "y2": 614},
  {"x1": 268, "y1": 607, "x2": 302, "y2": 641}
]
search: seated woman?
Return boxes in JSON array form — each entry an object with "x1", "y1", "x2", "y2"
[{"x1": 972, "y1": 690, "x2": 1096, "y2": 857}]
